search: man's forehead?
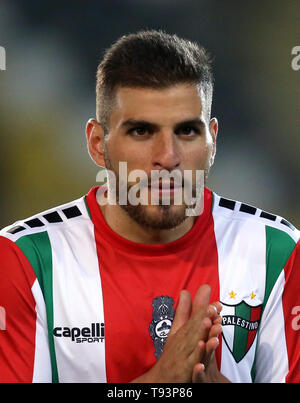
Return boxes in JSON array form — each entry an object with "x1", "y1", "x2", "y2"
[
  {"x1": 115, "y1": 84, "x2": 205, "y2": 104},
  {"x1": 111, "y1": 84, "x2": 206, "y2": 126}
]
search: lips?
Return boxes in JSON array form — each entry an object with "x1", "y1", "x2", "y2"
[{"x1": 148, "y1": 180, "x2": 182, "y2": 190}]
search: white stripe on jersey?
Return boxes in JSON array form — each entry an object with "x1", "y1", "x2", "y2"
[
  {"x1": 212, "y1": 193, "x2": 267, "y2": 382},
  {"x1": 49, "y1": 200, "x2": 107, "y2": 383},
  {"x1": 255, "y1": 271, "x2": 288, "y2": 382},
  {"x1": 31, "y1": 279, "x2": 52, "y2": 382}
]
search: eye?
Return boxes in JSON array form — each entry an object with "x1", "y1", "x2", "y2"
[
  {"x1": 176, "y1": 126, "x2": 200, "y2": 136},
  {"x1": 128, "y1": 126, "x2": 149, "y2": 136}
]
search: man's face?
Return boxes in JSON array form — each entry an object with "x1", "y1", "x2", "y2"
[{"x1": 98, "y1": 83, "x2": 217, "y2": 230}]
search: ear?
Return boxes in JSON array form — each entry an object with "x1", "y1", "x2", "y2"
[
  {"x1": 209, "y1": 117, "x2": 218, "y2": 166},
  {"x1": 86, "y1": 118, "x2": 106, "y2": 167}
]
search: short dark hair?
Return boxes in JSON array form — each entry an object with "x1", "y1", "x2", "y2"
[{"x1": 96, "y1": 30, "x2": 214, "y2": 132}]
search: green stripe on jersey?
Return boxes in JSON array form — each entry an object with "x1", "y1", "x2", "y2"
[
  {"x1": 251, "y1": 225, "x2": 296, "y2": 382},
  {"x1": 233, "y1": 303, "x2": 251, "y2": 363},
  {"x1": 264, "y1": 226, "x2": 296, "y2": 307},
  {"x1": 84, "y1": 195, "x2": 92, "y2": 218},
  {"x1": 16, "y1": 232, "x2": 59, "y2": 383}
]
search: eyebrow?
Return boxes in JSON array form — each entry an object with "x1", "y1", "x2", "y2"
[
  {"x1": 121, "y1": 119, "x2": 159, "y2": 130},
  {"x1": 174, "y1": 118, "x2": 206, "y2": 132},
  {"x1": 121, "y1": 118, "x2": 206, "y2": 131}
]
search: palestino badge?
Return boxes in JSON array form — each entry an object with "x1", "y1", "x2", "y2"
[
  {"x1": 149, "y1": 296, "x2": 175, "y2": 360},
  {"x1": 221, "y1": 300, "x2": 262, "y2": 363}
]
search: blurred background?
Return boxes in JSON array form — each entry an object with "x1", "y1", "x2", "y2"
[{"x1": 0, "y1": 0, "x2": 299, "y2": 228}]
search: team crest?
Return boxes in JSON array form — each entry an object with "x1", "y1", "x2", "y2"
[
  {"x1": 221, "y1": 300, "x2": 262, "y2": 363},
  {"x1": 149, "y1": 296, "x2": 175, "y2": 359}
]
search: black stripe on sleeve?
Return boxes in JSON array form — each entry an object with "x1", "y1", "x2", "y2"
[
  {"x1": 62, "y1": 206, "x2": 82, "y2": 219},
  {"x1": 24, "y1": 218, "x2": 45, "y2": 228},
  {"x1": 280, "y1": 218, "x2": 295, "y2": 231},
  {"x1": 219, "y1": 198, "x2": 236, "y2": 210},
  {"x1": 7, "y1": 225, "x2": 26, "y2": 234},
  {"x1": 43, "y1": 211, "x2": 63, "y2": 223},
  {"x1": 239, "y1": 203, "x2": 257, "y2": 215},
  {"x1": 260, "y1": 211, "x2": 276, "y2": 221}
]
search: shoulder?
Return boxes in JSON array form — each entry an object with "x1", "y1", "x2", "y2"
[
  {"x1": 211, "y1": 191, "x2": 300, "y2": 259},
  {"x1": 0, "y1": 195, "x2": 91, "y2": 270},
  {"x1": 0, "y1": 194, "x2": 92, "y2": 287},
  {"x1": 0, "y1": 194, "x2": 91, "y2": 243}
]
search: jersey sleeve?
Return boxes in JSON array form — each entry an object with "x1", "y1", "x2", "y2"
[
  {"x1": 0, "y1": 236, "x2": 52, "y2": 382},
  {"x1": 254, "y1": 239, "x2": 300, "y2": 382}
]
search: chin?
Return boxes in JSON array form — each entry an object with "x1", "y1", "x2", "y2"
[{"x1": 120, "y1": 203, "x2": 188, "y2": 231}]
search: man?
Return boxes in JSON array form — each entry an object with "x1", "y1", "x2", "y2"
[{"x1": 0, "y1": 30, "x2": 299, "y2": 383}]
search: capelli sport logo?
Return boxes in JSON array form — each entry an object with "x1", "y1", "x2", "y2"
[{"x1": 53, "y1": 322, "x2": 105, "y2": 343}]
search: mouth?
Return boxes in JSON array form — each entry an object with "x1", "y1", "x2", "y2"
[
  {"x1": 148, "y1": 180, "x2": 182, "y2": 190},
  {"x1": 147, "y1": 181, "x2": 184, "y2": 199}
]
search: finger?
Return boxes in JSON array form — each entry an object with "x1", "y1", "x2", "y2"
[
  {"x1": 206, "y1": 305, "x2": 220, "y2": 322},
  {"x1": 208, "y1": 323, "x2": 222, "y2": 340},
  {"x1": 188, "y1": 339, "x2": 206, "y2": 368},
  {"x1": 207, "y1": 302, "x2": 223, "y2": 321},
  {"x1": 206, "y1": 337, "x2": 220, "y2": 354},
  {"x1": 207, "y1": 303, "x2": 222, "y2": 327},
  {"x1": 211, "y1": 301, "x2": 223, "y2": 315},
  {"x1": 192, "y1": 362, "x2": 206, "y2": 383},
  {"x1": 183, "y1": 314, "x2": 212, "y2": 359},
  {"x1": 168, "y1": 290, "x2": 192, "y2": 336},
  {"x1": 192, "y1": 284, "x2": 211, "y2": 314},
  {"x1": 213, "y1": 315, "x2": 223, "y2": 325},
  {"x1": 203, "y1": 338, "x2": 219, "y2": 368}
]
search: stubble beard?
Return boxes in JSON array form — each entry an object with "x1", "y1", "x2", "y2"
[{"x1": 103, "y1": 147, "x2": 209, "y2": 231}]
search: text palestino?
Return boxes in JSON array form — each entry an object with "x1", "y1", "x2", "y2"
[{"x1": 222, "y1": 316, "x2": 259, "y2": 330}]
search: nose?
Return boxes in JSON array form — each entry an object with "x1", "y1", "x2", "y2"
[{"x1": 151, "y1": 131, "x2": 181, "y2": 171}]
